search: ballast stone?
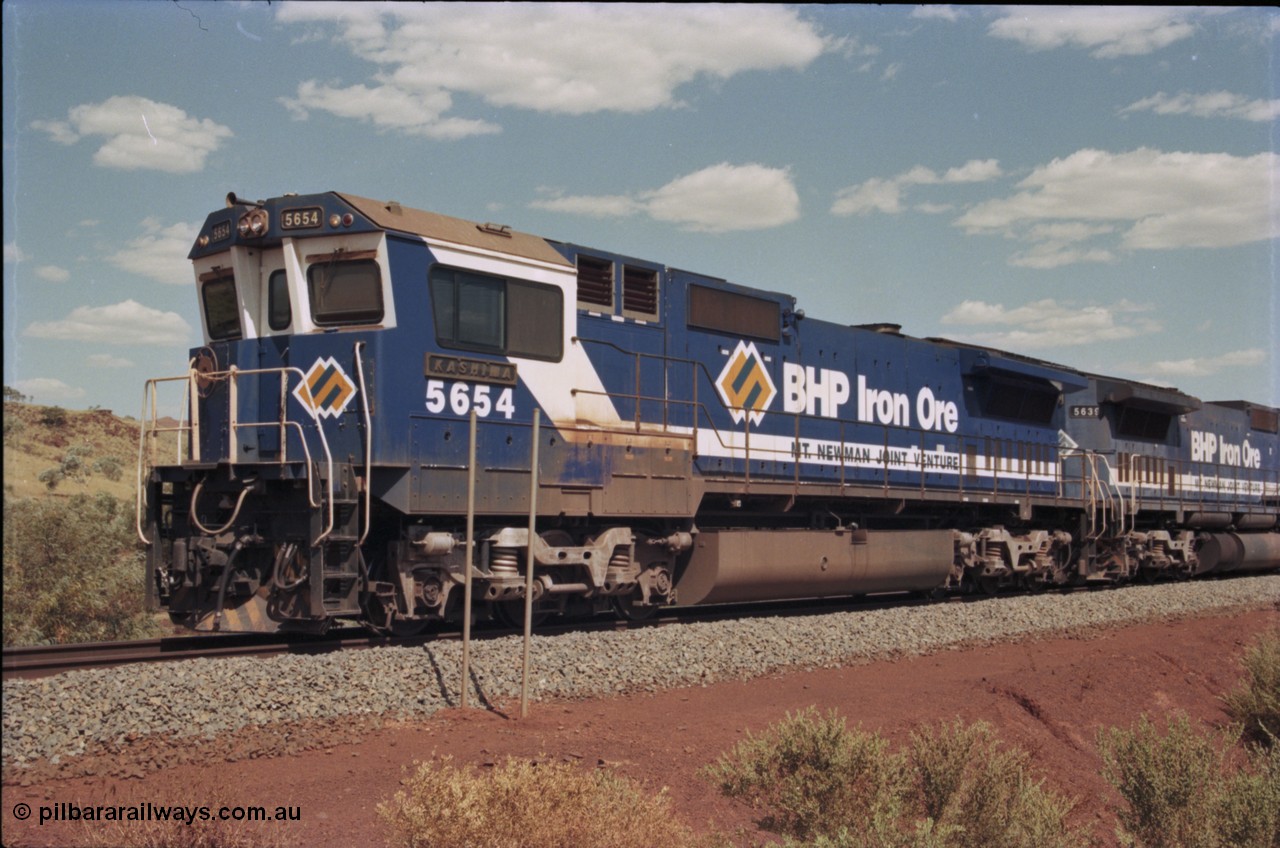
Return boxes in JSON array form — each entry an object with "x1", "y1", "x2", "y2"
[{"x1": 2, "y1": 574, "x2": 1278, "y2": 772}]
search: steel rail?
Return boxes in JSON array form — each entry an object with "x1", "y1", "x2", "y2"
[
  {"x1": 0, "y1": 581, "x2": 1112, "y2": 683},
  {"x1": 2, "y1": 629, "x2": 368, "y2": 682}
]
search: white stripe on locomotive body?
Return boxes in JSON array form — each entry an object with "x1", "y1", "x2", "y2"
[
  {"x1": 1067, "y1": 437, "x2": 1280, "y2": 500},
  {"x1": 420, "y1": 239, "x2": 625, "y2": 430},
  {"x1": 1115, "y1": 476, "x2": 1280, "y2": 499},
  {"x1": 673, "y1": 426, "x2": 1060, "y2": 483},
  {"x1": 1064, "y1": 448, "x2": 1279, "y2": 501}
]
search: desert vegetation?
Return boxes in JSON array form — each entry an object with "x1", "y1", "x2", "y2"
[
  {"x1": 3, "y1": 491, "x2": 160, "y2": 646},
  {"x1": 377, "y1": 630, "x2": 1280, "y2": 848},
  {"x1": 3, "y1": 393, "x2": 159, "y2": 645}
]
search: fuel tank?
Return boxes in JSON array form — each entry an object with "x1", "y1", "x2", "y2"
[
  {"x1": 1197, "y1": 532, "x2": 1280, "y2": 574},
  {"x1": 675, "y1": 528, "x2": 954, "y2": 606}
]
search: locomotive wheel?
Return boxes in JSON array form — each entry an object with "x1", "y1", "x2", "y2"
[
  {"x1": 612, "y1": 594, "x2": 658, "y2": 621},
  {"x1": 976, "y1": 574, "x2": 1003, "y2": 596},
  {"x1": 1021, "y1": 572, "x2": 1049, "y2": 594},
  {"x1": 388, "y1": 616, "x2": 433, "y2": 637},
  {"x1": 494, "y1": 600, "x2": 549, "y2": 629}
]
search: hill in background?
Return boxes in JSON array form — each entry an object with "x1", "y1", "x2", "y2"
[{"x1": 3, "y1": 397, "x2": 179, "y2": 502}]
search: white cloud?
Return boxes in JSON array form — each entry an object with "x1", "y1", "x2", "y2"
[
  {"x1": 35, "y1": 265, "x2": 71, "y2": 283},
  {"x1": 914, "y1": 202, "x2": 955, "y2": 215},
  {"x1": 281, "y1": 80, "x2": 499, "y2": 140},
  {"x1": 12, "y1": 378, "x2": 86, "y2": 403},
  {"x1": 533, "y1": 163, "x2": 800, "y2": 233},
  {"x1": 832, "y1": 177, "x2": 907, "y2": 216},
  {"x1": 954, "y1": 148, "x2": 1278, "y2": 265},
  {"x1": 832, "y1": 159, "x2": 1003, "y2": 216},
  {"x1": 5, "y1": 242, "x2": 28, "y2": 263},
  {"x1": 1121, "y1": 91, "x2": 1280, "y2": 123},
  {"x1": 987, "y1": 7, "x2": 1226, "y2": 58},
  {"x1": 277, "y1": 3, "x2": 831, "y2": 137},
  {"x1": 644, "y1": 164, "x2": 801, "y2": 232},
  {"x1": 24, "y1": 300, "x2": 193, "y2": 346},
  {"x1": 911, "y1": 6, "x2": 964, "y2": 23},
  {"x1": 87, "y1": 353, "x2": 135, "y2": 369},
  {"x1": 1142, "y1": 349, "x2": 1266, "y2": 379},
  {"x1": 105, "y1": 218, "x2": 200, "y2": 284},
  {"x1": 531, "y1": 193, "x2": 642, "y2": 219},
  {"x1": 939, "y1": 297, "x2": 1161, "y2": 349},
  {"x1": 31, "y1": 96, "x2": 232, "y2": 173}
]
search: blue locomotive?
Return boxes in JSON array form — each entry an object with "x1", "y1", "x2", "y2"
[{"x1": 136, "y1": 191, "x2": 1280, "y2": 632}]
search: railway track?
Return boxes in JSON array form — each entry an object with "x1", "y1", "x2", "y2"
[
  {"x1": 0, "y1": 588, "x2": 1046, "y2": 682},
  {"x1": 1, "y1": 629, "x2": 375, "y2": 681}
]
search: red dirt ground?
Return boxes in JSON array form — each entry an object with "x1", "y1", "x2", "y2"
[{"x1": 3, "y1": 605, "x2": 1277, "y2": 847}]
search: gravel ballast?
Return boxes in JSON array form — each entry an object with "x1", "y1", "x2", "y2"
[{"x1": 4, "y1": 575, "x2": 1278, "y2": 771}]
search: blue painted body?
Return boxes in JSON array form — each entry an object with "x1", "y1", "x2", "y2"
[{"x1": 139, "y1": 191, "x2": 1278, "y2": 632}]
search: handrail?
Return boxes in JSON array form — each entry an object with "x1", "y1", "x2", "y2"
[
  {"x1": 136, "y1": 363, "x2": 337, "y2": 547},
  {"x1": 571, "y1": 335, "x2": 1059, "y2": 493},
  {"x1": 135, "y1": 372, "x2": 200, "y2": 545},
  {"x1": 354, "y1": 341, "x2": 373, "y2": 546},
  {"x1": 571, "y1": 335, "x2": 1279, "y2": 520}
]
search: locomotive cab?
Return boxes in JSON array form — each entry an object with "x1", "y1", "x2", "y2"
[{"x1": 140, "y1": 193, "x2": 398, "y2": 631}]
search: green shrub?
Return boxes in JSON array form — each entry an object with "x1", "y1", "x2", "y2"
[
  {"x1": 3, "y1": 492, "x2": 160, "y2": 645},
  {"x1": 1099, "y1": 712, "x2": 1279, "y2": 848},
  {"x1": 1216, "y1": 743, "x2": 1280, "y2": 848},
  {"x1": 38, "y1": 444, "x2": 94, "y2": 490},
  {"x1": 93, "y1": 455, "x2": 125, "y2": 482},
  {"x1": 1224, "y1": 630, "x2": 1280, "y2": 750},
  {"x1": 3, "y1": 411, "x2": 25, "y2": 442},
  {"x1": 705, "y1": 711, "x2": 1082, "y2": 848},
  {"x1": 908, "y1": 719, "x2": 1081, "y2": 848},
  {"x1": 38, "y1": 404, "x2": 68, "y2": 427},
  {"x1": 703, "y1": 707, "x2": 908, "y2": 842},
  {"x1": 379, "y1": 755, "x2": 707, "y2": 848}
]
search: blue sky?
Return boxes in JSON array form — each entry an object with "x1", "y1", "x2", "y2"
[{"x1": 3, "y1": 3, "x2": 1277, "y2": 414}]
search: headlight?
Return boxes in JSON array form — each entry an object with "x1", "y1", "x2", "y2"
[{"x1": 237, "y1": 208, "x2": 269, "y2": 238}]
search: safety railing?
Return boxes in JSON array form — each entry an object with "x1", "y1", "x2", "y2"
[
  {"x1": 571, "y1": 336, "x2": 1070, "y2": 505},
  {"x1": 568, "y1": 336, "x2": 1280, "y2": 523},
  {"x1": 135, "y1": 363, "x2": 336, "y2": 546}
]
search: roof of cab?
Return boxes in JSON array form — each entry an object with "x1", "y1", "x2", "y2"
[{"x1": 336, "y1": 193, "x2": 572, "y2": 268}]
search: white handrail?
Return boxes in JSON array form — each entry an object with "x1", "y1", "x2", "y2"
[{"x1": 135, "y1": 364, "x2": 337, "y2": 547}]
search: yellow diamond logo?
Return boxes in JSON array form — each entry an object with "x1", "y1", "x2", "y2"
[
  {"x1": 715, "y1": 340, "x2": 776, "y2": 426},
  {"x1": 293, "y1": 356, "x2": 357, "y2": 419}
]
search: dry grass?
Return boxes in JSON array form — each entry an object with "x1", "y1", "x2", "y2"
[
  {"x1": 1224, "y1": 629, "x2": 1280, "y2": 750},
  {"x1": 74, "y1": 778, "x2": 299, "y2": 848},
  {"x1": 1099, "y1": 712, "x2": 1279, "y2": 848},
  {"x1": 379, "y1": 755, "x2": 712, "y2": 848},
  {"x1": 704, "y1": 709, "x2": 1085, "y2": 848},
  {"x1": 3, "y1": 402, "x2": 143, "y2": 500}
]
